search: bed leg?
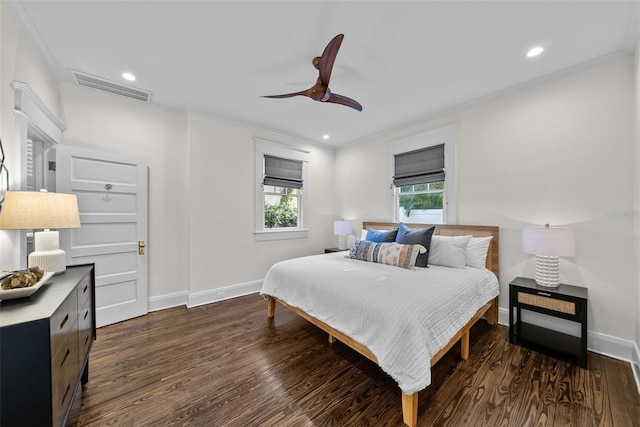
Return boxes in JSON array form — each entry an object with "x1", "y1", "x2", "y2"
[
  {"x1": 328, "y1": 334, "x2": 336, "y2": 343},
  {"x1": 401, "y1": 391, "x2": 418, "y2": 427},
  {"x1": 461, "y1": 330, "x2": 470, "y2": 360},
  {"x1": 486, "y1": 296, "x2": 499, "y2": 325},
  {"x1": 267, "y1": 296, "x2": 276, "y2": 318}
]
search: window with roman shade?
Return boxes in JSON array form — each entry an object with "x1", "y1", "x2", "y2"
[
  {"x1": 393, "y1": 144, "x2": 445, "y2": 187},
  {"x1": 387, "y1": 125, "x2": 457, "y2": 224},
  {"x1": 254, "y1": 138, "x2": 309, "y2": 241},
  {"x1": 263, "y1": 155, "x2": 303, "y2": 189}
]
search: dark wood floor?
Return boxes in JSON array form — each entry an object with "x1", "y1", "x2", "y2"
[{"x1": 68, "y1": 294, "x2": 640, "y2": 426}]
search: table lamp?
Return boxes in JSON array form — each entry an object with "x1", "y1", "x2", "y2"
[
  {"x1": 0, "y1": 190, "x2": 81, "y2": 274},
  {"x1": 333, "y1": 220, "x2": 352, "y2": 250},
  {"x1": 522, "y1": 224, "x2": 575, "y2": 287}
]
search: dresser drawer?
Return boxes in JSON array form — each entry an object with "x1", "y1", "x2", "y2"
[
  {"x1": 51, "y1": 325, "x2": 79, "y2": 427},
  {"x1": 50, "y1": 290, "x2": 78, "y2": 354},
  {"x1": 78, "y1": 303, "x2": 93, "y2": 366},
  {"x1": 77, "y1": 274, "x2": 92, "y2": 310}
]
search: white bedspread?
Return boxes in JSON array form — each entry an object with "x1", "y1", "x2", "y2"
[{"x1": 260, "y1": 252, "x2": 499, "y2": 394}]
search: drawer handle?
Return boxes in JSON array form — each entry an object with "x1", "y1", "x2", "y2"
[
  {"x1": 84, "y1": 335, "x2": 89, "y2": 346},
  {"x1": 60, "y1": 313, "x2": 69, "y2": 330},
  {"x1": 83, "y1": 284, "x2": 88, "y2": 294},
  {"x1": 84, "y1": 310, "x2": 89, "y2": 320},
  {"x1": 61, "y1": 348, "x2": 70, "y2": 367},
  {"x1": 62, "y1": 383, "x2": 71, "y2": 405},
  {"x1": 537, "y1": 292, "x2": 551, "y2": 297}
]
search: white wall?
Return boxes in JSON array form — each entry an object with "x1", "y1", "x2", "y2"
[
  {"x1": 0, "y1": 2, "x2": 62, "y2": 271},
  {"x1": 58, "y1": 84, "x2": 190, "y2": 298},
  {"x1": 336, "y1": 57, "x2": 636, "y2": 341},
  {"x1": 187, "y1": 113, "x2": 336, "y2": 294}
]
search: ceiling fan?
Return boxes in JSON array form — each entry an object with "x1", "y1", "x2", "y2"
[{"x1": 262, "y1": 34, "x2": 363, "y2": 112}]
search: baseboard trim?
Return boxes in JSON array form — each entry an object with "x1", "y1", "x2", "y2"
[
  {"x1": 498, "y1": 307, "x2": 640, "y2": 393},
  {"x1": 187, "y1": 280, "x2": 263, "y2": 308},
  {"x1": 149, "y1": 291, "x2": 188, "y2": 312},
  {"x1": 632, "y1": 342, "x2": 640, "y2": 394}
]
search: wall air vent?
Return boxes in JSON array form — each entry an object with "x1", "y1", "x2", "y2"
[{"x1": 70, "y1": 69, "x2": 151, "y2": 103}]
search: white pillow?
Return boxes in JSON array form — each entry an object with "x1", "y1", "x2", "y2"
[
  {"x1": 465, "y1": 236, "x2": 493, "y2": 269},
  {"x1": 428, "y1": 235, "x2": 472, "y2": 268},
  {"x1": 361, "y1": 229, "x2": 368, "y2": 240}
]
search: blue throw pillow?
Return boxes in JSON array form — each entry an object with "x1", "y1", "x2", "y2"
[
  {"x1": 365, "y1": 227, "x2": 398, "y2": 243},
  {"x1": 395, "y1": 223, "x2": 436, "y2": 267}
]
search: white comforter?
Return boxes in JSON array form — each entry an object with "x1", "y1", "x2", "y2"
[{"x1": 260, "y1": 252, "x2": 499, "y2": 394}]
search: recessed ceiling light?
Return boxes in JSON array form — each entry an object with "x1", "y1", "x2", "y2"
[
  {"x1": 122, "y1": 72, "x2": 136, "y2": 81},
  {"x1": 322, "y1": 134, "x2": 330, "y2": 140},
  {"x1": 526, "y1": 46, "x2": 545, "y2": 58}
]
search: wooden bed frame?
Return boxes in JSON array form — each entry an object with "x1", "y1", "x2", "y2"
[{"x1": 266, "y1": 222, "x2": 500, "y2": 426}]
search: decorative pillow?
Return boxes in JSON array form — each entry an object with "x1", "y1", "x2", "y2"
[
  {"x1": 348, "y1": 240, "x2": 426, "y2": 270},
  {"x1": 395, "y1": 223, "x2": 435, "y2": 268},
  {"x1": 428, "y1": 235, "x2": 472, "y2": 268},
  {"x1": 365, "y1": 227, "x2": 398, "y2": 243},
  {"x1": 465, "y1": 236, "x2": 493, "y2": 269},
  {"x1": 361, "y1": 229, "x2": 368, "y2": 240}
]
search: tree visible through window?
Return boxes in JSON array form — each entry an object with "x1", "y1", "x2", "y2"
[
  {"x1": 399, "y1": 182, "x2": 444, "y2": 215},
  {"x1": 397, "y1": 182, "x2": 444, "y2": 224},
  {"x1": 264, "y1": 186, "x2": 300, "y2": 228}
]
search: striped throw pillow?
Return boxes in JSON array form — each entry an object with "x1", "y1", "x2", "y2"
[{"x1": 347, "y1": 240, "x2": 426, "y2": 270}]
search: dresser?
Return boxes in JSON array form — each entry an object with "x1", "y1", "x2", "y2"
[{"x1": 0, "y1": 264, "x2": 96, "y2": 427}]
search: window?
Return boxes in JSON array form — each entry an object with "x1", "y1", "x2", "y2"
[
  {"x1": 397, "y1": 182, "x2": 444, "y2": 224},
  {"x1": 263, "y1": 154, "x2": 302, "y2": 229},
  {"x1": 255, "y1": 139, "x2": 309, "y2": 241},
  {"x1": 264, "y1": 186, "x2": 300, "y2": 228},
  {"x1": 387, "y1": 125, "x2": 457, "y2": 224},
  {"x1": 393, "y1": 144, "x2": 445, "y2": 224}
]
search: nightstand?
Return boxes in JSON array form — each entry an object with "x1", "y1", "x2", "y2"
[
  {"x1": 509, "y1": 277, "x2": 588, "y2": 369},
  {"x1": 324, "y1": 247, "x2": 347, "y2": 253}
]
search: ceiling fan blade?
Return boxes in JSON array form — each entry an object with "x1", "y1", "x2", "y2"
[
  {"x1": 318, "y1": 34, "x2": 344, "y2": 86},
  {"x1": 261, "y1": 90, "x2": 307, "y2": 99},
  {"x1": 326, "y1": 93, "x2": 363, "y2": 111}
]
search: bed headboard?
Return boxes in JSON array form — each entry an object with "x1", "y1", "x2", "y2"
[{"x1": 362, "y1": 222, "x2": 500, "y2": 278}]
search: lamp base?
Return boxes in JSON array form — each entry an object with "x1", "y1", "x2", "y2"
[
  {"x1": 337, "y1": 235, "x2": 348, "y2": 250},
  {"x1": 29, "y1": 249, "x2": 66, "y2": 274},
  {"x1": 535, "y1": 255, "x2": 560, "y2": 287}
]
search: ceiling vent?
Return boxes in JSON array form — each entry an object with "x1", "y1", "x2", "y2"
[{"x1": 70, "y1": 69, "x2": 151, "y2": 102}]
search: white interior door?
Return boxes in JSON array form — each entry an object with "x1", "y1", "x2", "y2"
[{"x1": 55, "y1": 145, "x2": 148, "y2": 327}]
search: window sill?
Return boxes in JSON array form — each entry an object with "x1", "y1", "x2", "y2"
[{"x1": 254, "y1": 228, "x2": 309, "y2": 241}]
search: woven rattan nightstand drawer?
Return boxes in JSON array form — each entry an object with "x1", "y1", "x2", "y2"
[{"x1": 517, "y1": 291, "x2": 576, "y2": 315}]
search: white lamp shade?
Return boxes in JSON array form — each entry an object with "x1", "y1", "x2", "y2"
[
  {"x1": 0, "y1": 191, "x2": 80, "y2": 230},
  {"x1": 522, "y1": 226, "x2": 575, "y2": 257},
  {"x1": 333, "y1": 220, "x2": 352, "y2": 236}
]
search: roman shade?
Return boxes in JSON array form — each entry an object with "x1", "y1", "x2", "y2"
[
  {"x1": 393, "y1": 144, "x2": 445, "y2": 187},
  {"x1": 263, "y1": 155, "x2": 303, "y2": 189}
]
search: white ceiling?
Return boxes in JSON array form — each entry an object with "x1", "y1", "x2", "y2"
[{"x1": 8, "y1": 1, "x2": 640, "y2": 147}]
